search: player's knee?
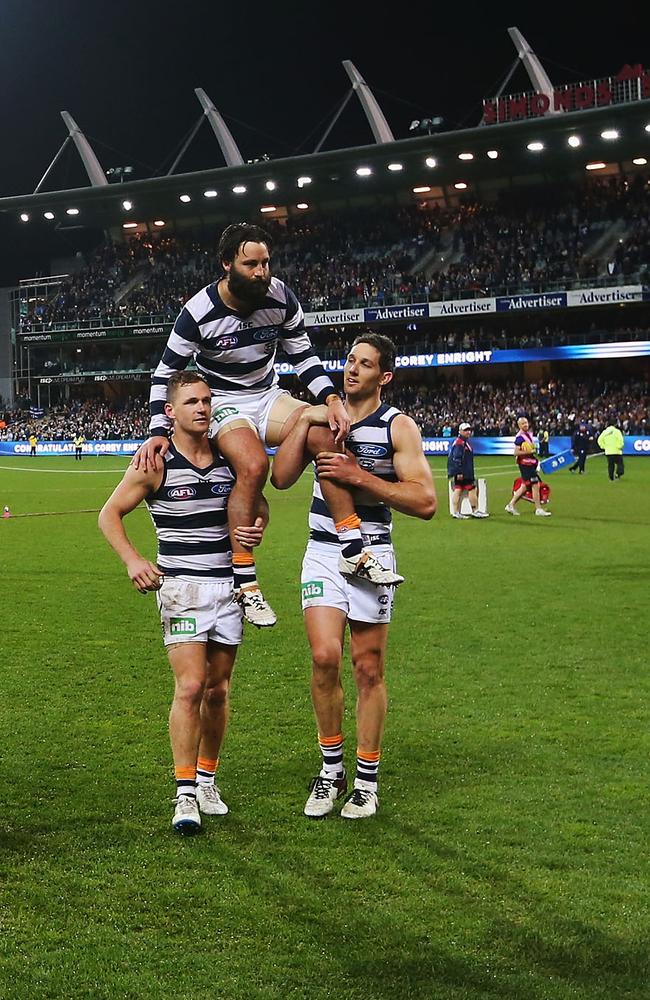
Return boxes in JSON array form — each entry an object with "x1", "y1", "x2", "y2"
[
  {"x1": 174, "y1": 675, "x2": 205, "y2": 708},
  {"x1": 202, "y1": 678, "x2": 228, "y2": 709},
  {"x1": 306, "y1": 424, "x2": 336, "y2": 456},
  {"x1": 237, "y1": 452, "x2": 269, "y2": 486},
  {"x1": 353, "y1": 653, "x2": 384, "y2": 691},
  {"x1": 311, "y1": 643, "x2": 342, "y2": 681}
]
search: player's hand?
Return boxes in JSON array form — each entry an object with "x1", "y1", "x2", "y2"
[
  {"x1": 326, "y1": 396, "x2": 350, "y2": 444},
  {"x1": 234, "y1": 517, "x2": 265, "y2": 550},
  {"x1": 316, "y1": 451, "x2": 362, "y2": 486},
  {"x1": 299, "y1": 404, "x2": 329, "y2": 428},
  {"x1": 131, "y1": 436, "x2": 169, "y2": 472},
  {"x1": 454, "y1": 474, "x2": 463, "y2": 484},
  {"x1": 127, "y1": 558, "x2": 164, "y2": 593}
]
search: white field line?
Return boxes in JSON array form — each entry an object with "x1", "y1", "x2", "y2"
[{"x1": 0, "y1": 464, "x2": 127, "y2": 474}]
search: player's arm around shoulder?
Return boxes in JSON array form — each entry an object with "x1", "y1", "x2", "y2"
[
  {"x1": 391, "y1": 414, "x2": 437, "y2": 520},
  {"x1": 98, "y1": 463, "x2": 164, "y2": 593}
]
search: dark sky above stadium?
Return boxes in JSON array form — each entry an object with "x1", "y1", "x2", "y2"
[{"x1": 0, "y1": 0, "x2": 643, "y2": 198}]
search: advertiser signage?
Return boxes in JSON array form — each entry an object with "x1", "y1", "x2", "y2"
[
  {"x1": 364, "y1": 304, "x2": 429, "y2": 323},
  {"x1": 423, "y1": 436, "x2": 648, "y2": 456},
  {"x1": 2, "y1": 436, "x2": 647, "y2": 458},
  {"x1": 482, "y1": 64, "x2": 650, "y2": 124},
  {"x1": 567, "y1": 286, "x2": 643, "y2": 307},
  {"x1": 17, "y1": 286, "x2": 645, "y2": 347},
  {"x1": 20, "y1": 324, "x2": 170, "y2": 343},
  {"x1": 304, "y1": 308, "x2": 365, "y2": 327},
  {"x1": 276, "y1": 339, "x2": 650, "y2": 374},
  {"x1": 496, "y1": 292, "x2": 567, "y2": 312},
  {"x1": 0, "y1": 439, "x2": 143, "y2": 457},
  {"x1": 429, "y1": 298, "x2": 496, "y2": 317},
  {"x1": 39, "y1": 372, "x2": 151, "y2": 385}
]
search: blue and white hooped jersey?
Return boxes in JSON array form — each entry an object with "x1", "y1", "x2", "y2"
[
  {"x1": 145, "y1": 442, "x2": 234, "y2": 581},
  {"x1": 308, "y1": 403, "x2": 399, "y2": 547},
  {"x1": 149, "y1": 276, "x2": 335, "y2": 436}
]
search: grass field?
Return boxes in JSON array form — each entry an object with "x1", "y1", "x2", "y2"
[{"x1": 0, "y1": 453, "x2": 648, "y2": 1000}]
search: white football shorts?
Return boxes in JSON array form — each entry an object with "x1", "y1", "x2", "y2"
[
  {"x1": 209, "y1": 385, "x2": 292, "y2": 445},
  {"x1": 300, "y1": 542, "x2": 396, "y2": 624},
  {"x1": 156, "y1": 577, "x2": 242, "y2": 647}
]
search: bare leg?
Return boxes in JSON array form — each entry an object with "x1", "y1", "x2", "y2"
[
  {"x1": 167, "y1": 642, "x2": 207, "y2": 768},
  {"x1": 304, "y1": 606, "x2": 347, "y2": 737},
  {"x1": 531, "y1": 482, "x2": 542, "y2": 510},
  {"x1": 216, "y1": 425, "x2": 269, "y2": 558},
  {"x1": 198, "y1": 641, "x2": 237, "y2": 761},
  {"x1": 350, "y1": 621, "x2": 388, "y2": 754}
]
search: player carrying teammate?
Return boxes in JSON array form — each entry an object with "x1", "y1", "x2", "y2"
[
  {"x1": 272, "y1": 333, "x2": 437, "y2": 819},
  {"x1": 99, "y1": 372, "x2": 266, "y2": 834}
]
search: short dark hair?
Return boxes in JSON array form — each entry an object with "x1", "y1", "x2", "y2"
[
  {"x1": 218, "y1": 223, "x2": 273, "y2": 266},
  {"x1": 351, "y1": 332, "x2": 396, "y2": 373},
  {"x1": 167, "y1": 371, "x2": 210, "y2": 403}
]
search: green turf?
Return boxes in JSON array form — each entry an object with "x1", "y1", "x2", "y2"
[{"x1": 0, "y1": 454, "x2": 648, "y2": 999}]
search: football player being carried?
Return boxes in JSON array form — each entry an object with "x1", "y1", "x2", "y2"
[
  {"x1": 505, "y1": 416, "x2": 552, "y2": 517},
  {"x1": 271, "y1": 333, "x2": 437, "y2": 819},
  {"x1": 133, "y1": 223, "x2": 402, "y2": 629}
]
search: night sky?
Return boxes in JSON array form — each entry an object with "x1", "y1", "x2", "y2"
[{"x1": 0, "y1": 0, "x2": 643, "y2": 280}]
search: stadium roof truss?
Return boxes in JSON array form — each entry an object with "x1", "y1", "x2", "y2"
[{"x1": 1, "y1": 59, "x2": 649, "y2": 229}]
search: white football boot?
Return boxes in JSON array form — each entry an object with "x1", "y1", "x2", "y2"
[
  {"x1": 340, "y1": 782, "x2": 379, "y2": 820},
  {"x1": 197, "y1": 784, "x2": 229, "y2": 816},
  {"x1": 338, "y1": 550, "x2": 404, "y2": 587},
  {"x1": 172, "y1": 794, "x2": 202, "y2": 834},
  {"x1": 303, "y1": 773, "x2": 348, "y2": 818},
  {"x1": 236, "y1": 586, "x2": 277, "y2": 627}
]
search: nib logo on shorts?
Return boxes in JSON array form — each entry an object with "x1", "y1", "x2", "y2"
[
  {"x1": 212, "y1": 406, "x2": 239, "y2": 423},
  {"x1": 170, "y1": 617, "x2": 197, "y2": 636},
  {"x1": 301, "y1": 580, "x2": 324, "y2": 600}
]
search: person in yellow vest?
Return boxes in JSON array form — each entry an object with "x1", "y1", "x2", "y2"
[
  {"x1": 597, "y1": 422, "x2": 625, "y2": 481},
  {"x1": 74, "y1": 432, "x2": 86, "y2": 461},
  {"x1": 28, "y1": 433, "x2": 38, "y2": 457}
]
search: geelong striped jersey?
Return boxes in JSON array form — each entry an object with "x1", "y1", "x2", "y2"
[
  {"x1": 149, "y1": 277, "x2": 335, "y2": 436},
  {"x1": 145, "y1": 441, "x2": 235, "y2": 581},
  {"x1": 309, "y1": 403, "x2": 400, "y2": 547}
]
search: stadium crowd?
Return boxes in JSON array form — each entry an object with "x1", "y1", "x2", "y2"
[
  {"x1": 3, "y1": 378, "x2": 647, "y2": 441},
  {"x1": 18, "y1": 174, "x2": 650, "y2": 330},
  {"x1": 1, "y1": 397, "x2": 149, "y2": 441},
  {"x1": 389, "y1": 377, "x2": 649, "y2": 437}
]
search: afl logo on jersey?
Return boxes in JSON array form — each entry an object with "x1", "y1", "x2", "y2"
[
  {"x1": 356, "y1": 444, "x2": 387, "y2": 458},
  {"x1": 167, "y1": 487, "x2": 197, "y2": 500},
  {"x1": 253, "y1": 327, "x2": 277, "y2": 342},
  {"x1": 211, "y1": 483, "x2": 232, "y2": 496},
  {"x1": 215, "y1": 336, "x2": 239, "y2": 349}
]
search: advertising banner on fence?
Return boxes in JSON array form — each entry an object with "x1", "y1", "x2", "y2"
[
  {"x1": 17, "y1": 285, "x2": 646, "y2": 342},
  {"x1": 1, "y1": 436, "x2": 648, "y2": 458},
  {"x1": 0, "y1": 440, "x2": 143, "y2": 457}
]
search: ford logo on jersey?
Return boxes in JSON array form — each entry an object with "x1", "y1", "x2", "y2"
[
  {"x1": 355, "y1": 444, "x2": 387, "y2": 457},
  {"x1": 211, "y1": 483, "x2": 232, "y2": 496},
  {"x1": 167, "y1": 487, "x2": 197, "y2": 500},
  {"x1": 215, "y1": 336, "x2": 239, "y2": 349},
  {"x1": 253, "y1": 327, "x2": 277, "y2": 342}
]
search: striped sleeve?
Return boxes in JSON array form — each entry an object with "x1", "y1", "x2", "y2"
[
  {"x1": 148, "y1": 307, "x2": 200, "y2": 436},
  {"x1": 278, "y1": 286, "x2": 335, "y2": 404}
]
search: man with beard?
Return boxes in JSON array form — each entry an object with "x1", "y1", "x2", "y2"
[{"x1": 134, "y1": 224, "x2": 402, "y2": 627}]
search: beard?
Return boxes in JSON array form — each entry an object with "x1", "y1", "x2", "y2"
[{"x1": 227, "y1": 265, "x2": 271, "y2": 307}]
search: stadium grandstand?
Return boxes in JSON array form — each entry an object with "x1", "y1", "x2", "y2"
[{"x1": 0, "y1": 46, "x2": 648, "y2": 453}]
